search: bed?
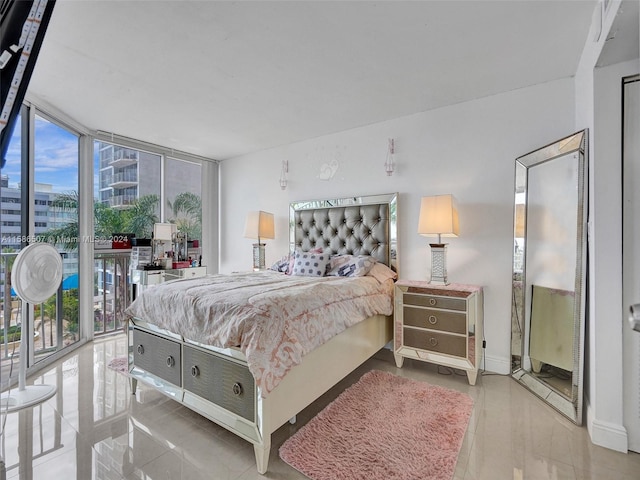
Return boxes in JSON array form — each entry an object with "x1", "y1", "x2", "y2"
[{"x1": 124, "y1": 193, "x2": 398, "y2": 474}]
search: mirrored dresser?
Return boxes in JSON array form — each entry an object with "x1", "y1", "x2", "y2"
[
  {"x1": 130, "y1": 266, "x2": 207, "y2": 300},
  {"x1": 393, "y1": 280, "x2": 483, "y2": 385}
]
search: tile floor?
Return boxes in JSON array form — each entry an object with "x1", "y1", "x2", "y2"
[{"x1": 0, "y1": 333, "x2": 639, "y2": 480}]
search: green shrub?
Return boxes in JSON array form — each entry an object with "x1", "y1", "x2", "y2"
[{"x1": 0, "y1": 325, "x2": 22, "y2": 343}]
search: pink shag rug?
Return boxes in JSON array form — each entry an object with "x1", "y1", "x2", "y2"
[
  {"x1": 107, "y1": 356, "x2": 128, "y2": 375},
  {"x1": 279, "y1": 370, "x2": 473, "y2": 480}
]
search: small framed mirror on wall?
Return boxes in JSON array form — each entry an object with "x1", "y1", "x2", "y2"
[{"x1": 511, "y1": 130, "x2": 588, "y2": 424}]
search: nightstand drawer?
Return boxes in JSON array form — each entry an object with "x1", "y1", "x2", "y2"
[
  {"x1": 403, "y1": 306, "x2": 466, "y2": 334},
  {"x1": 403, "y1": 328, "x2": 466, "y2": 357},
  {"x1": 403, "y1": 293, "x2": 466, "y2": 311}
]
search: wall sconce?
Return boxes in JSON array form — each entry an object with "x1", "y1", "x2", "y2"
[
  {"x1": 280, "y1": 160, "x2": 288, "y2": 190},
  {"x1": 243, "y1": 211, "x2": 275, "y2": 270},
  {"x1": 384, "y1": 138, "x2": 395, "y2": 176},
  {"x1": 417, "y1": 194, "x2": 459, "y2": 285}
]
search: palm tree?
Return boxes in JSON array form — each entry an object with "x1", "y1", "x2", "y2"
[
  {"x1": 167, "y1": 192, "x2": 201, "y2": 240},
  {"x1": 47, "y1": 192, "x2": 160, "y2": 248},
  {"x1": 94, "y1": 201, "x2": 127, "y2": 238},
  {"x1": 124, "y1": 194, "x2": 159, "y2": 238},
  {"x1": 48, "y1": 191, "x2": 81, "y2": 250}
]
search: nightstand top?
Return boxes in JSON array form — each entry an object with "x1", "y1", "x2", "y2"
[{"x1": 395, "y1": 280, "x2": 482, "y2": 294}]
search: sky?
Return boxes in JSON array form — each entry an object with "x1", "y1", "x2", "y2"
[{"x1": 3, "y1": 113, "x2": 88, "y2": 194}]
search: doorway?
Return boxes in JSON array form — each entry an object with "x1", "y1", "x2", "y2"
[{"x1": 623, "y1": 74, "x2": 640, "y2": 453}]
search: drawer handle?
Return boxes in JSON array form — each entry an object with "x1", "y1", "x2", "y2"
[
  {"x1": 137, "y1": 344, "x2": 144, "y2": 355},
  {"x1": 232, "y1": 382, "x2": 243, "y2": 396},
  {"x1": 191, "y1": 365, "x2": 200, "y2": 377},
  {"x1": 166, "y1": 356, "x2": 175, "y2": 368},
  {"x1": 428, "y1": 315, "x2": 437, "y2": 325},
  {"x1": 429, "y1": 298, "x2": 437, "y2": 306},
  {"x1": 429, "y1": 337, "x2": 438, "y2": 347}
]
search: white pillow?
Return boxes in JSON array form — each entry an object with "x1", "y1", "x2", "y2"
[
  {"x1": 287, "y1": 247, "x2": 323, "y2": 275},
  {"x1": 326, "y1": 255, "x2": 376, "y2": 277},
  {"x1": 367, "y1": 262, "x2": 398, "y2": 283},
  {"x1": 291, "y1": 251, "x2": 329, "y2": 277}
]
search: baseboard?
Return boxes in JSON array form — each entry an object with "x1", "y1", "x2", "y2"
[
  {"x1": 483, "y1": 353, "x2": 511, "y2": 375},
  {"x1": 586, "y1": 397, "x2": 628, "y2": 453}
]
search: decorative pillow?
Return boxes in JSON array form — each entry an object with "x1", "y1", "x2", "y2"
[
  {"x1": 367, "y1": 262, "x2": 398, "y2": 283},
  {"x1": 270, "y1": 254, "x2": 290, "y2": 273},
  {"x1": 326, "y1": 255, "x2": 376, "y2": 277},
  {"x1": 291, "y1": 251, "x2": 329, "y2": 277},
  {"x1": 287, "y1": 247, "x2": 323, "y2": 275}
]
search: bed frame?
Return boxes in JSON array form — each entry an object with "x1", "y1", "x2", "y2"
[{"x1": 128, "y1": 193, "x2": 398, "y2": 474}]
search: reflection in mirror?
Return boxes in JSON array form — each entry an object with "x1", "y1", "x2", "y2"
[{"x1": 511, "y1": 130, "x2": 588, "y2": 424}]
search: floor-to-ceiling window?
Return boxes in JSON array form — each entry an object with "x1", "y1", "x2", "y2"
[
  {"x1": 166, "y1": 157, "x2": 203, "y2": 262},
  {"x1": 91, "y1": 140, "x2": 204, "y2": 335},
  {"x1": 93, "y1": 141, "x2": 162, "y2": 335},
  {"x1": 1, "y1": 101, "x2": 217, "y2": 389},
  {"x1": 0, "y1": 112, "x2": 23, "y2": 382},
  {"x1": 33, "y1": 112, "x2": 80, "y2": 357},
  {"x1": 0, "y1": 106, "x2": 81, "y2": 386}
]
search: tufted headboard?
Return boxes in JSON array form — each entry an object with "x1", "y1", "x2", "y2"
[{"x1": 290, "y1": 193, "x2": 397, "y2": 271}]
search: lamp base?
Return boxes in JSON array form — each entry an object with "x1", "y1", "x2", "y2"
[
  {"x1": 429, "y1": 243, "x2": 449, "y2": 285},
  {"x1": 252, "y1": 243, "x2": 266, "y2": 271}
]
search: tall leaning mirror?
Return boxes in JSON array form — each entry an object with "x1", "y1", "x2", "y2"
[{"x1": 511, "y1": 130, "x2": 588, "y2": 424}]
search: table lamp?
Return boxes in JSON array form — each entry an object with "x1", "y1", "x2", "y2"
[
  {"x1": 243, "y1": 211, "x2": 275, "y2": 270},
  {"x1": 153, "y1": 222, "x2": 176, "y2": 266},
  {"x1": 418, "y1": 194, "x2": 459, "y2": 285}
]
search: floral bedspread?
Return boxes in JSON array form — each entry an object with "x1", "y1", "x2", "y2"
[{"x1": 124, "y1": 270, "x2": 393, "y2": 396}]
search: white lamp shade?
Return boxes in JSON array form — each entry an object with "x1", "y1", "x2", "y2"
[
  {"x1": 418, "y1": 194, "x2": 460, "y2": 238},
  {"x1": 243, "y1": 211, "x2": 275, "y2": 240},
  {"x1": 153, "y1": 222, "x2": 176, "y2": 241}
]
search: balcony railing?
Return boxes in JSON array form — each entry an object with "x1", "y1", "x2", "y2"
[
  {"x1": 110, "y1": 194, "x2": 137, "y2": 208},
  {"x1": 94, "y1": 250, "x2": 131, "y2": 336},
  {"x1": 108, "y1": 171, "x2": 138, "y2": 187},
  {"x1": 114, "y1": 149, "x2": 139, "y2": 162},
  {"x1": 100, "y1": 148, "x2": 139, "y2": 169},
  {"x1": 1, "y1": 250, "x2": 133, "y2": 387},
  {"x1": 1, "y1": 251, "x2": 73, "y2": 380}
]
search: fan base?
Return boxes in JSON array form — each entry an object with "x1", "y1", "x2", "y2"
[{"x1": 0, "y1": 385, "x2": 56, "y2": 413}]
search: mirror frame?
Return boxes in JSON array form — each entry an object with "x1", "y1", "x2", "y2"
[{"x1": 511, "y1": 130, "x2": 588, "y2": 424}]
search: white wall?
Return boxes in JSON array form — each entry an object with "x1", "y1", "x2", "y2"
[{"x1": 220, "y1": 78, "x2": 575, "y2": 374}]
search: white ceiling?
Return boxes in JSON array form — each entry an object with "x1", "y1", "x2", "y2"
[{"x1": 26, "y1": 1, "x2": 611, "y2": 161}]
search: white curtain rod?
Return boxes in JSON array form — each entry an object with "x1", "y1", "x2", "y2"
[{"x1": 94, "y1": 130, "x2": 219, "y2": 164}]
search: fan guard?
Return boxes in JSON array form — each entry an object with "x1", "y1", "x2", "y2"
[{"x1": 12, "y1": 243, "x2": 63, "y2": 304}]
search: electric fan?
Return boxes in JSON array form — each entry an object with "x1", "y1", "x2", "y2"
[{"x1": 0, "y1": 243, "x2": 62, "y2": 412}]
